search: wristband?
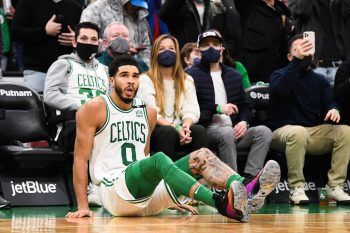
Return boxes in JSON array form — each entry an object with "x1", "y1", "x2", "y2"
[
  {"x1": 175, "y1": 124, "x2": 183, "y2": 132},
  {"x1": 216, "y1": 105, "x2": 222, "y2": 114}
]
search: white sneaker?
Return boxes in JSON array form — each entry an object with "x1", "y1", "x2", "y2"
[
  {"x1": 326, "y1": 185, "x2": 350, "y2": 204},
  {"x1": 88, "y1": 184, "x2": 102, "y2": 207},
  {"x1": 289, "y1": 186, "x2": 309, "y2": 205}
]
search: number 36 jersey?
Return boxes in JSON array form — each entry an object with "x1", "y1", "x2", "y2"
[
  {"x1": 89, "y1": 95, "x2": 149, "y2": 185},
  {"x1": 65, "y1": 58, "x2": 109, "y2": 106}
]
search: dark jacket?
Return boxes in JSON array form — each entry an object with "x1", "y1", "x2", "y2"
[
  {"x1": 334, "y1": 59, "x2": 350, "y2": 125},
  {"x1": 186, "y1": 62, "x2": 252, "y2": 127},
  {"x1": 269, "y1": 58, "x2": 338, "y2": 130},
  {"x1": 289, "y1": 0, "x2": 350, "y2": 63},
  {"x1": 160, "y1": 0, "x2": 221, "y2": 48},
  {"x1": 235, "y1": 0, "x2": 292, "y2": 83},
  {"x1": 11, "y1": 0, "x2": 82, "y2": 72}
]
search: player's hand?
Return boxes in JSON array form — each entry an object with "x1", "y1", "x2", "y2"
[
  {"x1": 45, "y1": 15, "x2": 62, "y2": 36},
  {"x1": 324, "y1": 109, "x2": 340, "y2": 123},
  {"x1": 172, "y1": 204, "x2": 198, "y2": 215},
  {"x1": 65, "y1": 209, "x2": 94, "y2": 218},
  {"x1": 58, "y1": 25, "x2": 75, "y2": 46},
  {"x1": 233, "y1": 121, "x2": 248, "y2": 140},
  {"x1": 220, "y1": 103, "x2": 238, "y2": 116}
]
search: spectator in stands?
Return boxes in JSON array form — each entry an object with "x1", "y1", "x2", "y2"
[
  {"x1": 221, "y1": 46, "x2": 251, "y2": 89},
  {"x1": 269, "y1": 34, "x2": 350, "y2": 205},
  {"x1": 80, "y1": 0, "x2": 151, "y2": 65},
  {"x1": 11, "y1": 0, "x2": 82, "y2": 93},
  {"x1": 186, "y1": 30, "x2": 272, "y2": 178},
  {"x1": 44, "y1": 22, "x2": 109, "y2": 150},
  {"x1": 334, "y1": 59, "x2": 350, "y2": 125},
  {"x1": 289, "y1": 0, "x2": 350, "y2": 87},
  {"x1": 146, "y1": 0, "x2": 169, "y2": 41},
  {"x1": 98, "y1": 22, "x2": 148, "y2": 72},
  {"x1": 180, "y1": 42, "x2": 201, "y2": 69},
  {"x1": 137, "y1": 34, "x2": 209, "y2": 161},
  {"x1": 235, "y1": 0, "x2": 292, "y2": 84},
  {"x1": 161, "y1": 0, "x2": 242, "y2": 59}
]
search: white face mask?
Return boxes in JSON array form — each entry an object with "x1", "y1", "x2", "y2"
[{"x1": 52, "y1": 0, "x2": 62, "y2": 3}]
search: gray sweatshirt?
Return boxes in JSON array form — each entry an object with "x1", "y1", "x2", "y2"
[{"x1": 44, "y1": 53, "x2": 109, "y2": 111}]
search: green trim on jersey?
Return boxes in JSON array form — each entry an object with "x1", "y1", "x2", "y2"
[
  {"x1": 164, "y1": 183, "x2": 181, "y2": 205},
  {"x1": 101, "y1": 178, "x2": 114, "y2": 187},
  {"x1": 107, "y1": 95, "x2": 135, "y2": 113},
  {"x1": 141, "y1": 100, "x2": 149, "y2": 127},
  {"x1": 127, "y1": 195, "x2": 152, "y2": 204},
  {"x1": 95, "y1": 96, "x2": 110, "y2": 136}
]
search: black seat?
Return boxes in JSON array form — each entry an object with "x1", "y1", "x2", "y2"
[
  {"x1": 0, "y1": 82, "x2": 72, "y2": 206},
  {"x1": 245, "y1": 85, "x2": 269, "y2": 126},
  {"x1": 0, "y1": 82, "x2": 66, "y2": 163}
]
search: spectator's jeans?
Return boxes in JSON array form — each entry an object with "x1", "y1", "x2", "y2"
[
  {"x1": 207, "y1": 125, "x2": 272, "y2": 176},
  {"x1": 23, "y1": 70, "x2": 46, "y2": 93},
  {"x1": 313, "y1": 66, "x2": 339, "y2": 87},
  {"x1": 271, "y1": 124, "x2": 350, "y2": 189}
]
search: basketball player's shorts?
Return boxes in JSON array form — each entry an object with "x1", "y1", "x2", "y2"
[{"x1": 99, "y1": 171, "x2": 181, "y2": 216}]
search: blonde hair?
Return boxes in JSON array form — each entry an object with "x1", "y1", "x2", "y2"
[{"x1": 148, "y1": 34, "x2": 187, "y2": 118}]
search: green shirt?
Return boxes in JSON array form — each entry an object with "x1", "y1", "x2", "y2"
[{"x1": 235, "y1": 61, "x2": 251, "y2": 89}]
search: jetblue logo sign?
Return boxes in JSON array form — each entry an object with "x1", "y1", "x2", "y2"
[
  {"x1": 249, "y1": 92, "x2": 269, "y2": 100},
  {"x1": 0, "y1": 89, "x2": 32, "y2": 97},
  {"x1": 0, "y1": 173, "x2": 70, "y2": 206},
  {"x1": 10, "y1": 181, "x2": 57, "y2": 197}
]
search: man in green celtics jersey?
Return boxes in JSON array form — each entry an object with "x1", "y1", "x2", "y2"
[
  {"x1": 43, "y1": 22, "x2": 110, "y2": 151},
  {"x1": 66, "y1": 55, "x2": 281, "y2": 222}
]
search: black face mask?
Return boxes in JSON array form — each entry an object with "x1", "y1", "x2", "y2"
[
  {"x1": 76, "y1": 42, "x2": 99, "y2": 61},
  {"x1": 300, "y1": 55, "x2": 313, "y2": 70}
]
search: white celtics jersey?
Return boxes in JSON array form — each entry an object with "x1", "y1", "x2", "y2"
[
  {"x1": 89, "y1": 95, "x2": 149, "y2": 185},
  {"x1": 65, "y1": 58, "x2": 109, "y2": 106}
]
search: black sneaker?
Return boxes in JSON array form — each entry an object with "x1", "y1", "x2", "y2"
[
  {"x1": 213, "y1": 181, "x2": 250, "y2": 222},
  {"x1": 0, "y1": 195, "x2": 11, "y2": 209}
]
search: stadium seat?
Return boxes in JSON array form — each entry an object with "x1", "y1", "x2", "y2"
[
  {"x1": 0, "y1": 82, "x2": 72, "y2": 206},
  {"x1": 245, "y1": 85, "x2": 269, "y2": 126}
]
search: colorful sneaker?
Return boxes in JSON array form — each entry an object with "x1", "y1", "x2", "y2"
[
  {"x1": 213, "y1": 181, "x2": 250, "y2": 222},
  {"x1": 326, "y1": 184, "x2": 350, "y2": 204},
  {"x1": 245, "y1": 160, "x2": 281, "y2": 212},
  {"x1": 289, "y1": 186, "x2": 309, "y2": 205}
]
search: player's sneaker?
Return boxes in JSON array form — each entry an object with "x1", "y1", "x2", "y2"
[
  {"x1": 213, "y1": 181, "x2": 250, "y2": 222},
  {"x1": 326, "y1": 185, "x2": 350, "y2": 204},
  {"x1": 245, "y1": 160, "x2": 281, "y2": 212},
  {"x1": 88, "y1": 184, "x2": 102, "y2": 207},
  {"x1": 289, "y1": 186, "x2": 309, "y2": 205}
]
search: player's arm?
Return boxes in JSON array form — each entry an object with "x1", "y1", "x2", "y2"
[
  {"x1": 144, "y1": 106, "x2": 157, "y2": 156},
  {"x1": 66, "y1": 97, "x2": 106, "y2": 218}
]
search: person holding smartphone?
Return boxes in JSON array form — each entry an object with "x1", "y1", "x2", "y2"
[
  {"x1": 269, "y1": 34, "x2": 350, "y2": 205},
  {"x1": 11, "y1": 0, "x2": 82, "y2": 93}
]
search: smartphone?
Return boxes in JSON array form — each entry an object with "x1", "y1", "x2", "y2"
[
  {"x1": 135, "y1": 45, "x2": 147, "y2": 52},
  {"x1": 54, "y1": 14, "x2": 64, "y2": 24},
  {"x1": 303, "y1": 31, "x2": 315, "y2": 55}
]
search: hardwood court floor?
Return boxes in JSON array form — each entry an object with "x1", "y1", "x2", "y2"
[{"x1": 0, "y1": 204, "x2": 350, "y2": 232}]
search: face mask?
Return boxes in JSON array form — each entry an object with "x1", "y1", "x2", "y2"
[
  {"x1": 157, "y1": 50, "x2": 176, "y2": 67},
  {"x1": 201, "y1": 47, "x2": 221, "y2": 64},
  {"x1": 108, "y1": 37, "x2": 130, "y2": 55},
  {"x1": 193, "y1": 57, "x2": 201, "y2": 66},
  {"x1": 76, "y1": 42, "x2": 99, "y2": 61},
  {"x1": 300, "y1": 55, "x2": 313, "y2": 70}
]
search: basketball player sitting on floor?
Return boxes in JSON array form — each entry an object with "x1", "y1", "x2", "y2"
[{"x1": 65, "y1": 55, "x2": 281, "y2": 222}]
